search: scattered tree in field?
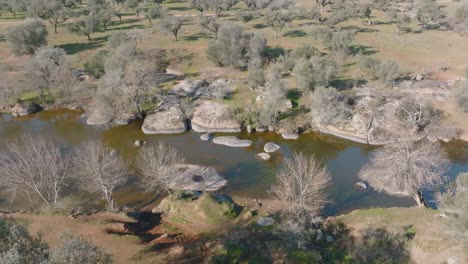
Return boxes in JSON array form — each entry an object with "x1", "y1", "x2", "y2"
[
  {"x1": 28, "y1": 0, "x2": 72, "y2": 33},
  {"x1": 67, "y1": 14, "x2": 100, "y2": 41},
  {"x1": 437, "y1": 172, "x2": 468, "y2": 242},
  {"x1": 310, "y1": 28, "x2": 354, "y2": 58},
  {"x1": 108, "y1": 31, "x2": 136, "y2": 48},
  {"x1": 309, "y1": 86, "x2": 350, "y2": 125},
  {"x1": 455, "y1": 3, "x2": 468, "y2": 26},
  {"x1": 264, "y1": 1, "x2": 296, "y2": 37},
  {"x1": 236, "y1": 11, "x2": 254, "y2": 28},
  {"x1": 207, "y1": 23, "x2": 267, "y2": 68},
  {"x1": 52, "y1": 233, "x2": 113, "y2": 264},
  {"x1": 244, "y1": 0, "x2": 271, "y2": 10},
  {"x1": 97, "y1": 7, "x2": 114, "y2": 31},
  {"x1": 191, "y1": 0, "x2": 209, "y2": 15},
  {"x1": 247, "y1": 67, "x2": 265, "y2": 89},
  {"x1": 159, "y1": 15, "x2": 184, "y2": 41},
  {"x1": 208, "y1": 0, "x2": 237, "y2": 17},
  {"x1": 74, "y1": 141, "x2": 130, "y2": 210},
  {"x1": 199, "y1": 15, "x2": 220, "y2": 36},
  {"x1": 271, "y1": 153, "x2": 331, "y2": 215},
  {"x1": 0, "y1": 135, "x2": 71, "y2": 206},
  {"x1": 415, "y1": 0, "x2": 445, "y2": 29},
  {"x1": 5, "y1": 18, "x2": 48, "y2": 55},
  {"x1": 144, "y1": 5, "x2": 166, "y2": 24},
  {"x1": 137, "y1": 143, "x2": 185, "y2": 196},
  {"x1": 358, "y1": 3, "x2": 373, "y2": 25},
  {"x1": 316, "y1": 0, "x2": 332, "y2": 13},
  {"x1": 151, "y1": 0, "x2": 165, "y2": 7},
  {"x1": 374, "y1": 60, "x2": 400, "y2": 86},
  {"x1": 454, "y1": 81, "x2": 468, "y2": 113},
  {"x1": 358, "y1": 57, "x2": 400, "y2": 86},
  {"x1": 292, "y1": 56, "x2": 338, "y2": 91},
  {"x1": 0, "y1": 219, "x2": 50, "y2": 263},
  {"x1": 1, "y1": 0, "x2": 27, "y2": 19},
  {"x1": 389, "y1": 8, "x2": 411, "y2": 34},
  {"x1": 124, "y1": 0, "x2": 144, "y2": 13},
  {"x1": 359, "y1": 139, "x2": 449, "y2": 207}
]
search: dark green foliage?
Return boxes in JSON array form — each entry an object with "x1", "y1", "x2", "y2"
[
  {"x1": 292, "y1": 56, "x2": 338, "y2": 91},
  {"x1": 310, "y1": 28, "x2": 354, "y2": 56},
  {"x1": 5, "y1": 18, "x2": 48, "y2": 55},
  {"x1": 358, "y1": 56, "x2": 400, "y2": 86},
  {"x1": 84, "y1": 50, "x2": 109, "y2": 78}
]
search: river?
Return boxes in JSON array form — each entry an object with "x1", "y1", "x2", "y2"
[{"x1": 1, "y1": 110, "x2": 467, "y2": 215}]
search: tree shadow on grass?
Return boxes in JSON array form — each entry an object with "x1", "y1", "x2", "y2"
[
  {"x1": 108, "y1": 18, "x2": 141, "y2": 28},
  {"x1": 169, "y1": 6, "x2": 192, "y2": 11},
  {"x1": 283, "y1": 30, "x2": 307, "y2": 38},
  {"x1": 108, "y1": 24, "x2": 145, "y2": 31},
  {"x1": 266, "y1": 46, "x2": 285, "y2": 59},
  {"x1": 58, "y1": 36, "x2": 109, "y2": 55},
  {"x1": 331, "y1": 78, "x2": 367, "y2": 90},
  {"x1": 0, "y1": 34, "x2": 5, "y2": 42},
  {"x1": 183, "y1": 32, "x2": 212, "y2": 41},
  {"x1": 253, "y1": 23, "x2": 268, "y2": 29},
  {"x1": 350, "y1": 45, "x2": 378, "y2": 56}
]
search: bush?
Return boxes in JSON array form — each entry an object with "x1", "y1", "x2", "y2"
[
  {"x1": 5, "y1": 19, "x2": 48, "y2": 55},
  {"x1": 291, "y1": 56, "x2": 338, "y2": 91},
  {"x1": 358, "y1": 56, "x2": 400, "y2": 86},
  {"x1": 310, "y1": 86, "x2": 351, "y2": 125},
  {"x1": 52, "y1": 233, "x2": 112, "y2": 264},
  {"x1": 84, "y1": 50, "x2": 109, "y2": 78}
]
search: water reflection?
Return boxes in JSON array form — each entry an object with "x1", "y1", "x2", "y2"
[{"x1": 0, "y1": 110, "x2": 467, "y2": 215}]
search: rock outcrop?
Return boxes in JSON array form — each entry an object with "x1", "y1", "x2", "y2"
[
  {"x1": 172, "y1": 79, "x2": 232, "y2": 99},
  {"x1": 282, "y1": 133, "x2": 300, "y2": 140},
  {"x1": 213, "y1": 136, "x2": 252, "y2": 147},
  {"x1": 191, "y1": 100, "x2": 241, "y2": 132},
  {"x1": 142, "y1": 106, "x2": 187, "y2": 134},
  {"x1": 11, "y1": 102, "x2": 41, "y2": 117}
]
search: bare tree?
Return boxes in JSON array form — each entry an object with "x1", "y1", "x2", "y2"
[
  {"x1": 137, "y1": 142, "x2": 185, "y2": 196},
  {"x1": 271, "y1": 153, "x2": 331, "y2": 215},
  {"x1": 359, "y1": 140, "x2": 449, "y2": 207},
  {"x1": 0, "y1": 135, "x2": 71, "y2": 206},
  {"x1": 74, "y1": 141, "x2": 129, "y2": 210}
]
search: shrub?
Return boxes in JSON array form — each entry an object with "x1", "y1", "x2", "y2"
[{"x1": 5, "y1": 19, "x2": 48, "y2": 55}]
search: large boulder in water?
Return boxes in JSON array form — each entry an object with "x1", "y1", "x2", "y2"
[
  {"x1": 142, "y1": 106, "x2": 187, "y2": 134},
  {"x1": 213, "y1": 136, "x2": 252, "y2": 147},
  {"x1": 168, "y1": 164, "x2": 227, "y2": 191},
  {"x1": 191, "y1": 100, "x2": 241, "y2": 132},
  {"x1": 11, "y1": 102, "x2": 41, "y2": 117}
]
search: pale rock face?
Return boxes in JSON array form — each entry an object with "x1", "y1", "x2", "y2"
[
  {"x1": 191, "y1": 100, "x2": 241, "y2": 133},
  {"x1": 86, "y1": 110, "x2": 112, "y2": 126},
  {"x1": 142, "y1": 106, "x2": 187, "y2": 134},
  {"x1": 282, "y1": 133, "x2": 299, "y2": 140},
  {"x1": 257, "y1": 216, "x2": 275, "y2": 227}
]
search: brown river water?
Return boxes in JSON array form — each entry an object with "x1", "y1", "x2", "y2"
[{"x1": 1, "y1": 110, "x2": 467, "y2": 215}]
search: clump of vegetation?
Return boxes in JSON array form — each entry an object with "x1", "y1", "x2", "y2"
[
  {"x1": 5, "y1": 18, "x2": 48, "y2": 55},
  {"x1": 309, "y1": 86, "x2": 351, "y2": 125}
]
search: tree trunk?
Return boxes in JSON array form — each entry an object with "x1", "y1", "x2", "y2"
[
  {"x1": 87, "y1": 34, "x2": 92, "y2": 41},
  {"x1": 54, "y1": 23, "x2": 58, "y2": 33},
  {"x1": 413, "y1": 191, "x2": 428, "y2": 208},
  {"x1": 367, "y1": 17, "x2": 372, "y2": 26}
]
